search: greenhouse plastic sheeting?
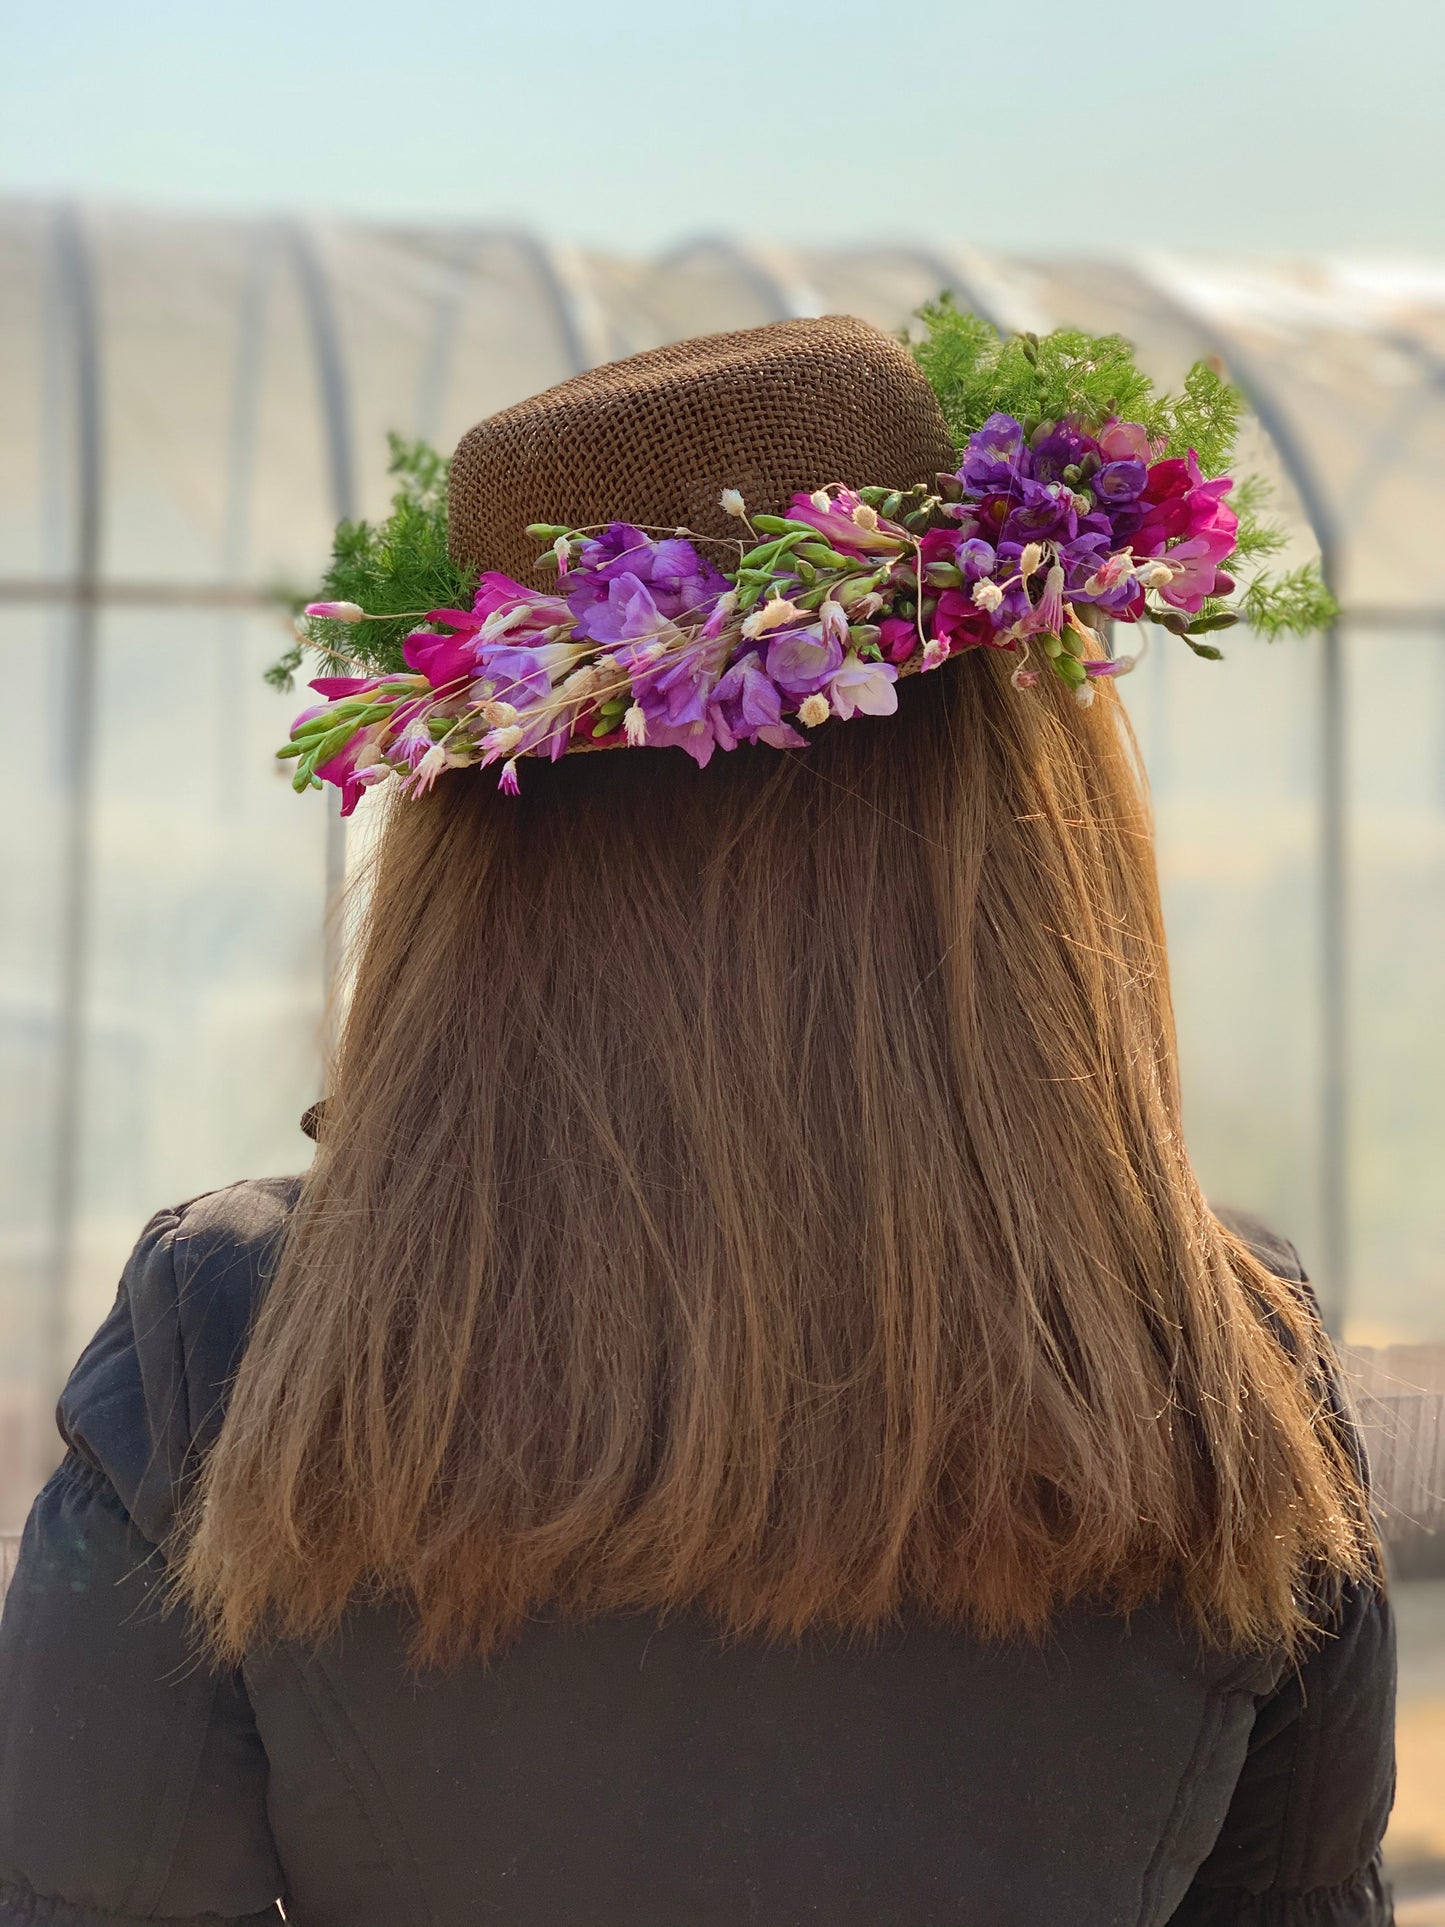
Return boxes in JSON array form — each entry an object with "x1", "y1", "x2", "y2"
[{"x1": 2, "y1": 202, "x2": 1443, "y2": 1523}]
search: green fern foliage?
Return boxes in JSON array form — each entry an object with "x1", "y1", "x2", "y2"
[
  {"x1": 908, "y1": 298, "x2": 1337, "y2": 636},
  {"x1": 269, "y1": 434, "x2": 477, "y2": 686}
]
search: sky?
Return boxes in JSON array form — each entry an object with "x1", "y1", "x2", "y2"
[{"x1": 3, "y1": 0, "x2": 1442, "y2": 253}]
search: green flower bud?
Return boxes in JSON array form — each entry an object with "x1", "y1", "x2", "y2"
[
  {"x1": 525, "y1": 523, "x2": 571, "y2": 540},
  {"x1": 1054, "y1": 652, "x2": 1086, "y2": 686}
]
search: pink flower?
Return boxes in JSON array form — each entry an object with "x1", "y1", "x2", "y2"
[
  {"x1": 828, "y1": 653, "x2": 899, "y2": 720},
  {"x1": 1097, "y1": 420, "x2": 1153, "y2": 464},
  {"x1": 304, "y1": 600, "x2": 366, "y2": 622},
  {"x1": 1155, "y1": 536, "x2": 1233, "y2": 613}
]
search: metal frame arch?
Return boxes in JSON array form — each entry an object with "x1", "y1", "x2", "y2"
[
  {"x1": 1136, "y1": 254, "x2": 1351, "y2": 1332},
  {"x1": 657, "y1": 236, "x2": 823, "y2": 322},
  {"x1": 414, "y1": 228, "x2": 614, "y2": 441},
  {"x1": 895, "y1": 245, "x2": 1008, "y2": 334},
  {"x1": 283, "y1": 221, "x2": 360, "y2": 1044},
  {"x1": 513, "y1": 231, "x2": 612, "y2": 378},
  {"x1": 43, "y1": 202, "x2": 104, "y2": 1419}
]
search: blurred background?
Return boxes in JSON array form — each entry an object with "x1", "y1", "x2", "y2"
[{"x1": 1, "y1": 0, "x2": 1442, "y2": 1910}]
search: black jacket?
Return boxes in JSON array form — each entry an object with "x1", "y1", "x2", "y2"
[{"x1": 0, "y1": 1178, "x2": 1396, "y2": 1926}]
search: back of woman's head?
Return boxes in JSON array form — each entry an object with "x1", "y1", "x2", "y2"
[{"x1": 182, "y1": 651, "x2": 1371, "y2": 1662}]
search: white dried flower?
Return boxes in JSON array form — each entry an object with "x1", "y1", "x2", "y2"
[
  {"x1": 1018, "y1": 542, "x2": 1045, "y2": 581},
  {"x1": 719, "y1": 488, "x2": 747, "y2": 520},
  {"x1": 921, "y1": 638, "x2": 948, "y2": 671},
  {"x1": 480, "y1": 602, "x2": 531, "y2": 642},
  {"x1": 484, "y1": 723, "x2": 524, "y2": 755},
  {"x1": 741, "y1": 596, "x2": 804, "y2": 640},
  {"x1": 819, "y1": 597, "x2": 848, "y2": 644},
  {"x1": 623, "y1": 704, "x2": 648, "y2": 746},
  {"x1": 480, "y1": 699, "x2": 520, "y2": 727},
  {"x1": 972, "y1": 579, "x2": 1004, "y2": 612},
  {"x1": 851, "y1": 502, "x2": 880, "y2": 531},
  {"x1": 1075, "y1": 681, "x2": 1097, "y2": 708},
  {"x1": 810, "y1": 489, "x2": 832, "y2": 512},
  {"x1": 797, "y1": 693, "x2": 830, "y2": 728}
]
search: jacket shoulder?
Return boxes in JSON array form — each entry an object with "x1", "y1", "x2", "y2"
[
  {"x1": 1211, "y1": 1204, "x2": 1307, "y2": 1285},
  {"x1": 57, "y1": 1175, "x2": 302, "y2": 1546}
]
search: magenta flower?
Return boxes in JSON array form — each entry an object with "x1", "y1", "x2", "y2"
[
  {"x1": 316, "y1": 731, "x2": 389, "y2": 818},
  {"x1": 878, "y1": 616, "x2": 919, "y2": 665},
  {"x1": 401, "y1": 626, "x2": 478, "y2": 693},
  {"x1": 470, "y1": 570, "x2": 569, "y2": 633},
  {"x1": 308, "y1": 674, "x2": 381, "y2": 701},
  {"x1": 931, "y1": 590, "x2": 1002, "y2": 653}
]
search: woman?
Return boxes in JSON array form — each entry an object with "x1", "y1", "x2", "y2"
[{"x1": 0, "y1": 315, "x2": 1394, "y2": 1925}]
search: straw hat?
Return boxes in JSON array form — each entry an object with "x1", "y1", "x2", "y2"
[{"x1": 448, "y1": 316, "x2": 958, "y2": 582}]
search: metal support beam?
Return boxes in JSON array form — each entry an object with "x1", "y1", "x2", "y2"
[
  {"x1": 1138, "y1": 259, "x2": 1351, "y2": 1330},
  {"x1": 43, "y1": 206, "x2": 103, "y2": 1415},
  {"x1": 658, "y1": 237, "x2": 822, "y2": 322},
  {"x1": 285, "y1": 224, "x2": 357, "y2": 1052}
]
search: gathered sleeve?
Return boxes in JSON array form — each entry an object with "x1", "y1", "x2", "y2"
[{"x1": 0, "y1": 1197, "x2": 291, "y2": 1925}]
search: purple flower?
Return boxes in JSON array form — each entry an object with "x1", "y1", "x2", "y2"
[
  {"x1": 1030, "y1": 420, "x2": 1099, "y2": 483},
  {"x1": 1093, "y1": 459, "x2": 1149, "y2": 506},
  {"x1": 709, "y1": 650, "x2": 805, "y2": 750},
  {"x1": 635, "y1": 641, "x2": 719, "y2": 730},
  {"x1": 641, "y1": 715, "x2": 721, "y2": 768},
  {"x1": 570, "y1": 572, "x2": 671, "y2": 645},
  {"x1": 765, "y1": 626, "x2": 845, "y2": 696},
  {"x1": 566, "y1": 525, "x2": 728, "y2": 632},
  {"x1": 1002, "y1": 479, "x2": 1078, "y2": 547},
  {"x1": 959, "y1": 413, "x2": 1028, "y2": 493},
  {"x1": 473, "y1": 643, "x2": 555, "y2": 710}
]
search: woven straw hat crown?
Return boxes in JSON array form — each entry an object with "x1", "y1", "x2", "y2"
[{"x1": 448, "y1": 316, "x2": 958, "y2": 582}]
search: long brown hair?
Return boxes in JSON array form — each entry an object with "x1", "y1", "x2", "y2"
[{"x1": 181, "y1": 655, "x2": 1370, "y2": 1661}]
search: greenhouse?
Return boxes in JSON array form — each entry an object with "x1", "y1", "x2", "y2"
[{"x1": 1, "y1": 202, "x2": 1443, "y2": 1526}]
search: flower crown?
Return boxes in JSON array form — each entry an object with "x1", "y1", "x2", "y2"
[{"x1": 276, "y1": 310, "x2": 1334, "y2": 812}]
